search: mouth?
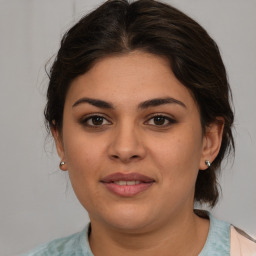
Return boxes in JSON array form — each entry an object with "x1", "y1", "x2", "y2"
[
  {"x1": 100, "y1": 172, "x2": 155, "y2": 197},
  {"x1": 111, "y1": 180, "x2": 144, "y2": 185}
]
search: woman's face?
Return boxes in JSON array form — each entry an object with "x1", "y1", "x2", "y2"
[{"x1": 54, "y1": 51, "x2": 215, "y2": 232}]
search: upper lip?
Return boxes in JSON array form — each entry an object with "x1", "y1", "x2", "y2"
[{"x1": 100, "y1": 172, "x2": 155, "y2": 183}]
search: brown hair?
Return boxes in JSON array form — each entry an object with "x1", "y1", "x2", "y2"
[{"x1": 45, "y1": 0, "x2": 234, "y2": 207}]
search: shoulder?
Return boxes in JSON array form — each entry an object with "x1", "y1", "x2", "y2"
[
  {"x1": 20, "y1": 225, "x2": 92, "y2": 256},
  {"x1": 230, "y1": 226, "x2": 256, "y2": 256},
  {"x1": 21, "y1": 232, "x2": 82, "y2": 256},
  {"x1": 196, "y1": 210, "x2": 256, "y2": 256}
]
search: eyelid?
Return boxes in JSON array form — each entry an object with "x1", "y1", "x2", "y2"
[
  {"x1": 80, "y1": 112, "x2": 111, "y2": 120},
  {"x1": 144, "y1": 113, "x2": 177, "y2": 126},
  {"x1": 80, "y1": 113, "x2": 112, "y2": 127}
]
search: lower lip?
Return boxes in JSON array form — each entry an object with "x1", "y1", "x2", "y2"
[{"x1": 102, "y1": 182, "x2": 154, "y2": 197}]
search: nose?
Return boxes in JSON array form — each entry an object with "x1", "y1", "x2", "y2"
[{"x1": 107, "y1": 123, "x2": 146, "y2": 163}]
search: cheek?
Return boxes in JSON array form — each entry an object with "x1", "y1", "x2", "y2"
[
  {"x1": 66, "y1": 142, "x2": 102, "y2": 176},
  {"x1": 62, "y1": 125, "x2": 107, "y2": 185},
  {"x1": 62, "y1": 132, "x2": 107, "y2": 210},
  {"x1": 148, "y1": 131, "x2": 203, "y2": 208},
  {"x1": 148, "y1": 126, "x2": 203, "y2": 181}
]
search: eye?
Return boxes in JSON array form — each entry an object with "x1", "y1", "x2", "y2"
[
  {"x1": 146, "y1": 115, "x2": 176, "y2": 126},
  {"x1": 81, "y1": 115, "x2": 111, "y2": 127}
]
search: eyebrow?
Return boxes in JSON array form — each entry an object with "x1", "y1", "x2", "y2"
[
  {"x1": 138, "y1": 97, "x2": 186, "y2": 109},
  {"x1": 72, "y1": 97, "x2": 186, "y2": 109},
  {"x1": 72, "y1": 97, "x2": 114, "y2": 109}
]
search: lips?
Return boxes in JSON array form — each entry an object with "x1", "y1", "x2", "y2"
[
  {"x1": 100, "y1": 172, "x2": 155, "y2": 197},
  {"x1": 101, "y1": 172, "x2": 155, "y2": 183}
]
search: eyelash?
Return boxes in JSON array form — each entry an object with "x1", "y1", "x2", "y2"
[
  {"x1": 80, "y1": 114, "x2": 176, "y2": 128},
  {"x1": 146, "y1": 114, "x2": 176, "y2": 127},
  {"x1": 80, "y1": 115, "x2": 111, "y2": 128}
]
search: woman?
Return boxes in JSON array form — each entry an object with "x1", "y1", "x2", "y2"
[{"x1": 23, "y1": 0, "x2": 256, "y2": 255}]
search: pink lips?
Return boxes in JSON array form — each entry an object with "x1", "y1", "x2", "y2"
[{"x1": 100, "y1": 172, "x2": 155, "y2": 197}]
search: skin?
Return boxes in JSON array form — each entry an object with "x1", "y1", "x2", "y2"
[{"x1": 52, "y1": 51, "x2": 224, "y2": 256}]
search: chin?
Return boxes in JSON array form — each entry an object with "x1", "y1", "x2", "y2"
[
  {"x1": 93, "y1": 204, "x2": 156, "y2": 233},
  {"x1": 107, "y1": 216, "x2": 152, "y2": 233}
]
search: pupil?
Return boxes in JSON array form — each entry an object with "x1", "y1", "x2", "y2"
[
  {"x1": 154, "y1": 116, "x2": 165, "y2": 125},
  {"x1": 92, "y1": 116, "x2": 103, "y2": 125}
]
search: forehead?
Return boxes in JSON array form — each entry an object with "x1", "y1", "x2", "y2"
[{"x1": 65, "y1": 51, "x2": 196, "y2": 110}]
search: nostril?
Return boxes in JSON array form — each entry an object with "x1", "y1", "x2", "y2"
[{"x1": 110, "y1": 154, "x2": 140, "y2": 161}]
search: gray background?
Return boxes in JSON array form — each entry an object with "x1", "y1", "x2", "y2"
[{"x1": 0, "y1": 0, "x2": 255, "y2": 255}]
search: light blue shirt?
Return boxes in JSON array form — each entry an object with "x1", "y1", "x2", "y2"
[
  {"x1": 21, "y1": 224, "x2": 93, "y2": 256},
  {"x1": 21, "y1": 213, "x2": 230, "y2": 256},
  {"x1": 199, "y1": 213, "x2": 230, "y2": 255}
]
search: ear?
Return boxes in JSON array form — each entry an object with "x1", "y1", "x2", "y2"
[
  {"x1": 199, "y1": 117, "x2": 224, "y2": 170},
  {"x1": 51, "y1": 125, "x2": 67, "y2": 171}
]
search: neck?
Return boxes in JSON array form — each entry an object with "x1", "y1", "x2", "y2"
[{"x1": 89, "y1": 210, "x2": 209, "y2": 256}]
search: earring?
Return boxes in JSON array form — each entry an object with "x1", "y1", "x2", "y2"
[
  {"x1": 205, "y1": 160, "x2": 211, "y2": 168},
  {"x1": 59, "y1": 161, "x2": 66, "y2": 170}
]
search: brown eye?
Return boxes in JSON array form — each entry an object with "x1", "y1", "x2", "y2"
[
  {"x1": 91, "y1": 116, "x2": 104, "y2": 125},
  {"x1": 81, "y1": 115, "x2": 111, "y2": 127},
  {"x1": 146, "y1": 115, "x2": 176, "y2": 126},
  {"x1": 153, "y1": 116, "x2": 166, "y2": 125}
]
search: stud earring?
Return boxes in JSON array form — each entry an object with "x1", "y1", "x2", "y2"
[
  {"x1": 59, "y1": 161, "x2": 66, "y2": 169},
  {"x1": 205, "y1": 160, "x2": 211, "y2": 168}
]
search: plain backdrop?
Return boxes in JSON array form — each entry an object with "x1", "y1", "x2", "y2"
[{"x1": 0, "y1": 0, "x2": 255, "y2": 255}]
